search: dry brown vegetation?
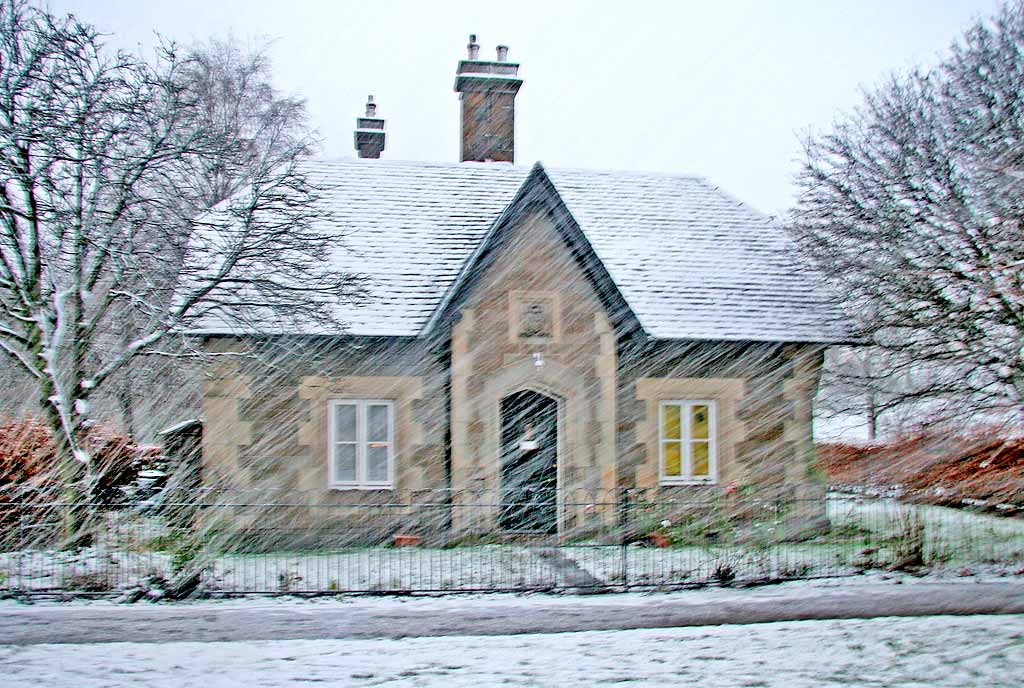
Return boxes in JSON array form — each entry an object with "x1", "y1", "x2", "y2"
[
  {"x1": 0, "y1": 416, "x2": 156, "y2": 503},
  {"x1": 818, "y1": 428, "x2": 1024, "y2": 510},
  {"x1": 0, "y1": 416, "x2": 161, "y2": 546}
]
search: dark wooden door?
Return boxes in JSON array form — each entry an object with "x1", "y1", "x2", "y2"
[{"x1": 499, "y1": 390, "x2": 558, "y2": 533}]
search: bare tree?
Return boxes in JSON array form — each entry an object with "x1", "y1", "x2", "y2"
[
  {"x1": 0, "y1": 0, "x2": 358, "y2": 532},
  {"x1": 791, "y1": 0, "x2": 1024, "y2": 432},
  {"x1": 815, "y1": 347, "x2": 927, "y2": 442},
  {"x1": 109, "y1": 35, "x2": 316, "y2": 439},
  {"x1": 177, "y1": 36, "x2": 311, "y2": 209}
]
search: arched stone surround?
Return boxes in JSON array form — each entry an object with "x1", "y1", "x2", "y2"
[{"x1": 449, "y1": 210, "x2": 619, "y2": 535}]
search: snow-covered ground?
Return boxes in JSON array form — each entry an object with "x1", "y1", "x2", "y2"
[
  {"x1": 2, "y1": 496, "x2": 1021, "y2": 594},
  {"x1": 1, "y1": 568, "x2": 1018, "y2": 609},
  {"x1": 1, "y1": 573, "x2": 1022, "y2": 685},
  {"x1": 1, "y1": 613, "x2": 1021, "y2": 687}
]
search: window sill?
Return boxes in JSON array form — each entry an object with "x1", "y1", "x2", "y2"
[
  {"x1": 328, "y1": 484, "x2": 395, "y2": 491},
  {"x1": 659, "y1": 478, "x2": 718, "y2": 487}
]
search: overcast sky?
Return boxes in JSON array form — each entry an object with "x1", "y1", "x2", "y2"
[{"x1": 50, "y1": 0, "x2": 1003, "y2": 216}]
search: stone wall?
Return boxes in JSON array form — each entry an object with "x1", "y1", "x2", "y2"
[
  {"x1": 448, "y1": 209, "x2": 618, "y2": 534},
  {"x1": 200, "y1": 336, "x2": 449, "y2": 540},
  {"x1": 617, "y1": 340, "x2": 828, "y2": 528}
]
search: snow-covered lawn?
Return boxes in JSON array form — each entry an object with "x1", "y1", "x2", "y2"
[
  {"x1": 1, "y1": 547, "x2": 172, "y2": 592},
  {"x1": 2, "y1": 496, "x2": 1021, "y2": 593},
  {"x1": 210, "y1": 545, "x2": 564, "y2": 592},
  {"x1": 828, "y1": 494, "x2": 1024, "y2": 562},
  {"x1": 564, "y1": 496, "x2": 1024, "y2": 587},
  {"x1": 1, "y1": 614, "x2": 1021, "y2": 687}
]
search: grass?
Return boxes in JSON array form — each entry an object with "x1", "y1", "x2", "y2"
[{"x1": 2, "y1": 495, "x2": 1022, "y2": 593}]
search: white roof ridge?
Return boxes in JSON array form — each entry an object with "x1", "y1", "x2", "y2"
[
  {"x1": 542, "y1": 164, "x2": 707, "y2": 181},
  {"x1": 310, "y1": 157, "x2": 530, "y2": 170},
  {"x1": 307, "y1": 157, "x2": 711, "y2": 181}
]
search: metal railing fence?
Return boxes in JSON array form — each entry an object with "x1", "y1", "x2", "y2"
[{"x1": 1, "y1": 489, "x2": 1021, "y2": 595}]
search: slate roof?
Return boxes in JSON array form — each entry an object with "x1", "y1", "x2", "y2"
[{"x1": 193, "y1": 157, "x2": 848, "y2": 343}]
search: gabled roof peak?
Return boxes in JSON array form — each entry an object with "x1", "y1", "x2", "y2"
[{"x1": 192, "y1": 158, "x2": 849, "y2": 343}]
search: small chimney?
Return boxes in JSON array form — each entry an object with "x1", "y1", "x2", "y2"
[
  {"x1": 454, "y1": 35, "x2": 522, "y2": 163},
  {"x1": 354, "y1": 95, "x2": 386, "y2": 159}
]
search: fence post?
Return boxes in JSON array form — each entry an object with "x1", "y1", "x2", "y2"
[
  {"x1": 17, "y1": 506, "x2": 25, "y2": 591},
  {"x1": 618, "y1": 490, "x2": 630, "y2": 587}
]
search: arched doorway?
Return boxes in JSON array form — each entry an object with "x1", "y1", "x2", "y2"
[{"x1": 498, "y1": 390, "x2": 558, "y2": 533}]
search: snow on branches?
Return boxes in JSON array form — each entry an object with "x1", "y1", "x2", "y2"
[
  {"x1": 791, "y1": 0, "x2": 1024, "y2": 429},
  {"x1": 0, "y1": 1, "x2": 359, "y2": 514}
]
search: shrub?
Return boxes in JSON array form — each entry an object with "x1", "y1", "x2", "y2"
[
  {"x1": 889, "y1": 510, "x2": 926, "y2": 570},
  {"x1": 0, "y1": 416, "x2": 151, "y2": 505},
  {"x1": 0, "y1": 417, "x2": 54, "y2": 493},
  {"x1": 0, "y1": 416, "x2": 155, "y2": 545},
  {"x1": 171, "y1": 533, "x2": 206, "y2": 575},
  {"x1": 712, "y1": 561, "x2": 736, "y2": 586},
  {"x1": 65, "y1": 571, "x2": 113, "y2": 592}
]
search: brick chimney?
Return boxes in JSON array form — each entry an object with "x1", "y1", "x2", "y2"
[
  {"x1": 354, "y1": 95, "x2": 386, "y2": 159},
  {"x1": 454, "y1": 35, "x2": 522, "y2": 163}
]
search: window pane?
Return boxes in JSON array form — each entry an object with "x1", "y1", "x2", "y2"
[
  {"x1": 334, "y1": 443, "x2": 356, "y2": 482},
  {"x1": 367, "y1": 444, "x2": 389, "y2": 482},
  {"x1": 663, "y1": 441, "x2": 681, "y2": 476},
  {"x1": 367, "y1": 404, "x2": 390, "y2": 443},
  {"x1": 662, "y1": 405, "x2": 681, "y2": 441},
  {"x1": 692, "y1": 441, "x2": 709, "y2": 476},
  {"x1": 691, "y1": 405, "x2": 709, "y2": 440},
  {"x1": 334, "y1": 404, "x2": 357, "y2": 442}
]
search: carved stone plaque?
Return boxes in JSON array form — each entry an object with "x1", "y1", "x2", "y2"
[{"x1": 519, "y1": 300, "x2": 551, "y2": 338}]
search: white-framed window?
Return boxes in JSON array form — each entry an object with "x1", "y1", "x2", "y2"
[
  {"x1": 659, "y1": 400, "x2": 717, "y2": 485},
  {"x1": 328, "y1": 399, "x2": 394, "y2": 489}
]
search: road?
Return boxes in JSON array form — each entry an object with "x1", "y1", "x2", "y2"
[{"x1": 2, "y1": 578, "x2": 1023, "y2": 645}]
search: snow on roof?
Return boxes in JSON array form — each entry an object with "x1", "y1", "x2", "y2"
[
  {"x1": 191, "y1": 158, "x2": 847, "y2": 343},
  {"x1": 542, "y1": 166, "x2": 848, "y2": 342}
]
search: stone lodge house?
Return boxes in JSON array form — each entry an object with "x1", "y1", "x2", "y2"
[{"x1": 195, "y1": 36, "x2": 847, "y2": 539}]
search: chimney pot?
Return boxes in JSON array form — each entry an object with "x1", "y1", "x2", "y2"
[
  {"x1": 496, "y1": 45, "x2": 509, "y2": 62},
  {"x1": 365, "y1": 95, "x2": 376, "y2": 117},
  {"x1": 467, "y1": 34, "x2": 480, "y2": 60}
]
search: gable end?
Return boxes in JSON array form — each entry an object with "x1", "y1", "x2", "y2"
[{"x1": 421, "y1": 163, "x2": 645, "y2": 341}]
